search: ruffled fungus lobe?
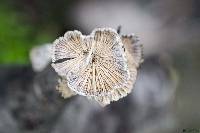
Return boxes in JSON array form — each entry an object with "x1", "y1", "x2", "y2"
[{"x1": 51, "y1": 28, "x2": 143, "y2": 106}]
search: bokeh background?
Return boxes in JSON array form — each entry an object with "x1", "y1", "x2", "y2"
[{"x1": 0, "y1": 0, "x2": 200, "y2": 133}]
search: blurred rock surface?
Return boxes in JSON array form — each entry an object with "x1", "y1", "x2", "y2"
[{"x1": 0, "y1": 56, "x2": 177, "y2": 133}]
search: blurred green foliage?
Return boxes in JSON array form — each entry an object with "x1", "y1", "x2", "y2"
[{"x1": 0, "y1": 5, "x2": 53, "y2": 64}]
